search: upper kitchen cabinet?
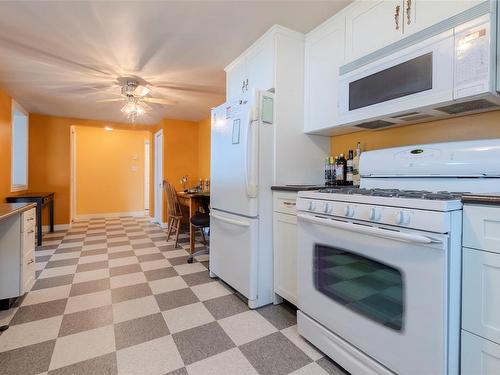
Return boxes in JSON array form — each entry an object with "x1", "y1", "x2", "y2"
[
  {"x1": 304, "y1": 14, "x2": 346, "y2": 134},
  {"x1": 345, "y1": 0, "x2": 403, "y2": 63},
  {"x1": 344, "y1": 0, "x2": 487, "y2": 63},
  {"x1": 225, "y1": 28, "x2": 279, "y2": 101},
  {"x1": 403, "y1": 0, "x2": 486, "y2": 35}
]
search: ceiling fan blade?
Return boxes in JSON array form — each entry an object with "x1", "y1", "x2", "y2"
[
  {"x1": 96, "y1": 98, "x2": 124, "y2": 103},
  {"x1": 153, "y1": 82, "x2": 224, "y2": 95},
  {"x1": 142, "y1": 97, "x2": 177, "y2": 105}
]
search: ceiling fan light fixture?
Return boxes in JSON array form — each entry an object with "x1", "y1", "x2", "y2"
[{"x1": 134, "y1": 85, "x2": 150, "y2": 97}]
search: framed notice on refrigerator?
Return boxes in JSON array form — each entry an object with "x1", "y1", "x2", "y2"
[{"x1": 232, "y1": 119, "x2": 240, "y2": 144}]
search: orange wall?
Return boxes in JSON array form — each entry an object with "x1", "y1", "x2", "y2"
[
  {"x1": 29, "y1": 114, "x2": 153, "y2": 225},
  {"x1": 75, "y1": 126, "x2": 149, "y2": 216},
  {"x1": 331, "y1": 110, "x2": 500, "y2": 155},
  {"x1": 198, "y1": 117, "x2": 211, "y2": 181}
]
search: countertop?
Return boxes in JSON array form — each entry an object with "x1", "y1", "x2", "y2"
[
  {"x1": 0, "y1": 203, "x2": 37, "y2": 222},
  {"x1": 462, "y1": 194, "x2": 500, "y2": 206},
  {"x1": 271, "y1": 185, "x2": 326, "y2": 192}
]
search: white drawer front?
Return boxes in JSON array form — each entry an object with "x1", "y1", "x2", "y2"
[
  {"x1": 273, "y1": 192, "x2": 298, "y2": 215},
  {"x1": 22, "y1": 208, "x2": 36, "y2": 232},
  {"x1": 21, "y1": 250, "x2": 35, "y2": 294},
  {"x1": 464, "y1": 205, "x2": 500, "y2": 254},
  {"x1": 462, "y1": 330, "x2": 500, "y2": 375},
  {"x1": 463, "y1": 248, "x2": 500, "y2": 345},
  {"x1": 23, "y1": 227, "x2": 36, "y2": 255}
]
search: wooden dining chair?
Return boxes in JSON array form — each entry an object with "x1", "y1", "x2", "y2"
[{"x1": 164, "y1": 181, "x2": 183, "y2": 248}]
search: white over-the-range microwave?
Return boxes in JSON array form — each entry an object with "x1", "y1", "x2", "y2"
[{"x1": 337, "y1": 12, "x2": 500, "y2": 131}]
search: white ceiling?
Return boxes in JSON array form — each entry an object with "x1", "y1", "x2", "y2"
[{"x1": 0, "y1": 1, "x2": 351, "y2": 124}]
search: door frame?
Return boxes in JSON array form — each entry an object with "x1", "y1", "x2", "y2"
[
  {"x1": 153, "y1": 129, "x2": 165, "y2": 227},
  {"x1": 144, "y1": 140, "x2": 150, "y2": 211},
  {"x1": 69, "y1": 126, "x2": 77, "y2": 223}
]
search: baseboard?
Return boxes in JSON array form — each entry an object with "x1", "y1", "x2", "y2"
[
  {"x1": 42, "y1": 224, "x2": 70, "y2": 233},
  {"x1": 150, "y1": 217, "x2": 168, "y2": 228},
  {"x1": 74, "y1": 211, "x2": 146, "y2": 221}
]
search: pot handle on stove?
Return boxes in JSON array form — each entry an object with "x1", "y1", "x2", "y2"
[{"x1": 298, "y1": 214, "x2": 442, "y2": 244}]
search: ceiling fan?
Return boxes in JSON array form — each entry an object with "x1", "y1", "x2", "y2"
[{"x1": 96, "y1": 77, "x2": 177, "y2": 121}]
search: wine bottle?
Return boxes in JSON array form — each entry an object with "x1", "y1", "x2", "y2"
[{"x1": 346, "y1": 150, "x2": 354, "y2": 185}]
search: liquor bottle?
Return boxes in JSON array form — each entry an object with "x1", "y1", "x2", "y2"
[
  {"x1": 331, "y1": 156, "x2": 337, "y2": 186},
  {"x1": 353, "y1": 142, "x2": 361, "y2": 187},
  {"x1": 336, "y1": 154, "x2": 346, "y2": 186},
  {"x1": 324, "y1": 157, "x2": 330, "y2": 186},
  {"x1": 346, "y1": 150, "x2": 354, "y2": 185}
]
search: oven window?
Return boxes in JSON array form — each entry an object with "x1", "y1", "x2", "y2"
[
  {"x1": 349, "y1": 52, "x2": 433, "y2": 111},
  {"x1": 314, "y1": 244, "x2": 404, "y2": 331}
]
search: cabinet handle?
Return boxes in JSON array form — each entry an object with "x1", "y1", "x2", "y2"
[
  {"x1": 395, "y1": 5, "x2": 401, "y2": 30},
  {"x1": 28, "y1": 230, "x2": 34, "y2": 234},
  {"x1": 241, "y1": 81, "x2": 245, "y2": 93},
  {"x1": 27, "y1": 217, "x2": 34, "y2": 221},
  {"x1": 283, "y1": 202, "x2": 296, "y2": 207},
  {"x1": 406, "y1": 0, "x2": 412, "y2": 25},
  {"x1": 245, "y1": 79, "x2": 249, "y2": 91},
  {"x1": 27, "y1": 259, "x2": 34, "y2": 265}
]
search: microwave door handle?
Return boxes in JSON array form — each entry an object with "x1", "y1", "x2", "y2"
[
  {"x1": 298, "y1": 214, "x2": 441, "y2": 244},
  {"x1": 210, "y1": 213, "x2": 250, "y2": 227}
]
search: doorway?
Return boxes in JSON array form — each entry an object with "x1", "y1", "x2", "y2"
[
  {"x1": 154, "y1": 129, "x2": 164, "y2": 226},
  {"x1": 144, "y1": 141, "x2": 150, "y2": 212}
]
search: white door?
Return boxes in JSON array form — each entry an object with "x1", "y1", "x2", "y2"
[
  {"x1": 210, "y1": 99, "x2": 259, "y2": 217},
  {"x1": 273, "y1": 212, "x2": 297, "y2": 305},
  {"x1": 154, "y1": 130, "x2": 163, "y2": 225},
  {"x1": 297, "y1": 214, "x2": 451, "y2": 374},
  {"x1": 304, "y1": 15, "x2": 345, "y2": 133},
  {"x1": 144, "y1": 141, "x2": 150, "y2": 211},
  {"x1": 345, "y1": 0, "x2": 403, "y2": 62},
  {"x1": 209, "y1": 209, "x2": 259, "y2": 300},
  {"x1": 462, "y1": 330, "x2": 500, "y2": 375}
]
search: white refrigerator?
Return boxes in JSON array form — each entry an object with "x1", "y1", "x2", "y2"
[{"x1": 210, "y1": 90, "x2": 275, "y2": 308}]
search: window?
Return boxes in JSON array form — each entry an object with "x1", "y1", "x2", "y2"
[
  {"x1": 11, "y1": 101, "x2": 29, "y2": 191},
  {"x1": 314, "y1": 244, "x2": 404, "y2": 331}
]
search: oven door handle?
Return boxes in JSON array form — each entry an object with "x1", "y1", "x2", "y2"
[{"x1": 298, "y1": 214, "x2": 442, "y2": 244}]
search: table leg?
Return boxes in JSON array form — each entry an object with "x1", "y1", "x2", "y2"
[
  {"x1": 189, "y1": 198, "x2": 199, "y2": 255},
  {"x1": 36, "y1": 201, "x2": 43, "y2": 246},
  {"x1": 49, "y1": 200, "x2": 55, "y2": 233}
]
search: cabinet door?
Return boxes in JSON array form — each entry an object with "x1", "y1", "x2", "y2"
[
  {"x1": 345, "y1": 0, "x2": 403, "y2": 62},
  {"x1": 404, "y1": 0, "x2": 486, "y2": 36},
  {"x1": 304, "y1": 16, "x2": 345, "y2": 133},
  {"x1": 462, "y1": 248, "x2": 500, "y2": 345},
  {"x1": 273, "y1": 212, "x2": 298, "y2": 305},
  {"x1": 245, "y1": 36, "x2": 275, "y2": 93},
  {"x1": 226, "y1": 60, "x2": 247, "y2": 101},
  {"x1": 463, "y1": 205, "x2": 500, "y2": 254},
  {"x1": 462, "y1": 330, "x2": 500, "y2": 375}
]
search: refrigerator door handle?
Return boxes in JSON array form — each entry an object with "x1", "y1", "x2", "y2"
[
  {"x1": 210, "y1": 213, "x2": 251, "y2": 227},
  {"x1": 245, "y1": 118, "x2": 259, "y2": 198}
]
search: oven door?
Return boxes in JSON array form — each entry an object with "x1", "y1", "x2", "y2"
[
  {"x1": 297, "y1": 213, "x2": 450, "y2": 375},
  {"x1": 337, "y1": 29, "x2": 454, "y2": 127}
]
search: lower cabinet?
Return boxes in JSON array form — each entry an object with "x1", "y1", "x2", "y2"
[
  {"x1": 462, "y1": 330, "x2": 500, "y2": 375},
  {"x1": 273, "y1": 191, "x2": 298, "y2": 305}
]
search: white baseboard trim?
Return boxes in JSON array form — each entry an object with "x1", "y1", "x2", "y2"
[
  {"x1": 42, "y1": 224, "x2": 70, "y2": 233},
  {"x1": 150, "y1": 218, "x2": 168, "y2": 229},
  {"x1": 74, "y1": 211, "x2": 146, "y2": 221}
]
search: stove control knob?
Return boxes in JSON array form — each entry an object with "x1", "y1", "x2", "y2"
[
  {"x1": 308, "y1": 201, "x2": 316, "y2": 211},
  {"x1": 369, "y1": 208, "x2": 381, "y2": 221},
  {"x1": 324, "y1": 203, "x2": 331, "y2": 214},
  {"x1": 344, "y1": 205, "x2": 354, "y2": 217},
  {"x1": 396, "y1": 211, "x2": 410, "y2": 225}
]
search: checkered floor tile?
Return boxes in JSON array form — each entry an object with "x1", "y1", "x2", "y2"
[{"x1": 0, "y1": 216, "x2": 348, "y2": 375}]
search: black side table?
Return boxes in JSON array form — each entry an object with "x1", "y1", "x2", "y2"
[{"x1": 6, "y1": 192, "x2": 55, "y2": 246}]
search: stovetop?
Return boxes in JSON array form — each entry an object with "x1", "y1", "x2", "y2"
[{"x1": 319, "y1": 187, "x2": 467, "y2": 201}]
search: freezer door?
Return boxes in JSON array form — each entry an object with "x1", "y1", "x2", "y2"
[
  {"x1": 211, "y1": 99, "x2": 259, "y2": 217},
  {"x1": 209, "y1": 209, "x2": 259, "y2": 300}
]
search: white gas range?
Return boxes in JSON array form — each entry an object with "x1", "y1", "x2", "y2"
[{"x1": 296, "y1": 139, "x2": 500, "y2": 375}]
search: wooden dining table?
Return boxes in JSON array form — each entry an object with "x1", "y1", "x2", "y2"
[{"x1": 176, "y1": 191, "x2": 210, "y2": 255}]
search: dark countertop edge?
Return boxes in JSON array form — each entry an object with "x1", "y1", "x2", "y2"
[
  {"x1": 0, "y1": 203, "x2": 37, "y2": 222},
  {"x1": 271, "y1": 185, "x2": 325, "y2": 192},
  {"x1": 461, "y1": 194, "x2": 500, "y2": 206}
]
